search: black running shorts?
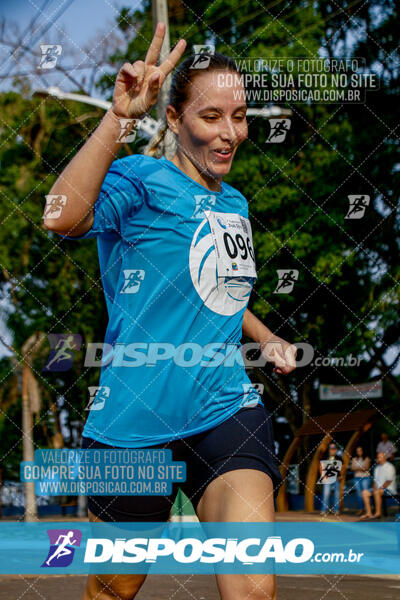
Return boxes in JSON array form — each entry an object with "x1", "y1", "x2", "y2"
[{"x1": 81, "y1": 403, "x2": 282, "y2": 522}]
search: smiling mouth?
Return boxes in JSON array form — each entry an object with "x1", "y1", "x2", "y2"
[{"x1": 212, "y1": 148, "x2": 233, "y2": 160}]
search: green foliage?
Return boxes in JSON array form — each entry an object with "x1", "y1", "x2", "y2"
[
  {"x1": 0, "y1": 397, "x2": 22, "y2": 480},
  {"x1": 0, "y1": 94, "x2": 114, "y2": 455},
  {"x1": 0, "y1": 0, "x2": 399, "y2": 474}
]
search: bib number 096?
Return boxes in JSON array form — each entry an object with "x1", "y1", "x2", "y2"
[{"x1": 223, "y1": 232, "x2": 255, "y2": 263}]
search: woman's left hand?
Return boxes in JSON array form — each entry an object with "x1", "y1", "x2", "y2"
[{"x1": 260, "y1": 334, "x2": 297, "y2": 375}]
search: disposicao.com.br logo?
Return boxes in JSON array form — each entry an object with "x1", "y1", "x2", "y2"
[
  {"x1": 0, "y1": 521, "x2": 397, "y2": 576},
  {"x1": 83, "y1": 536, "x2": 363, "y2": 565},
  {"x1": 42, "y1": 529, "x2": 82, "y2": 568}
]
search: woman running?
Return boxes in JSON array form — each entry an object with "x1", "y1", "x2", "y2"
[{"x1": 44, "y1": 22, "x2": 296, "y2": 600}]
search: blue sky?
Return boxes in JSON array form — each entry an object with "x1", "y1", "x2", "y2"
[
  {"x1": 0, "y1": 0, "x2": 140, "y2": 356},
  {"x1": 0, "y1": 0, "x2": 141, "y2": 96},
  {"x1": 0, "y1": 0, "x2": 130, "y2": 45}
]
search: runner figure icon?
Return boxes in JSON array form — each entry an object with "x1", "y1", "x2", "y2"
[
  {"x1": 345, "y1": 195, "x2": 370, "y2": 219},
  {"x1": 120, "y1": 269, "x2": 145, "y2": 293},
  {"x1": 274, "y1": 269, "x2": 299, "y2": 294},
  {"x1": 318, "y1": 460, "x2": 342, "y2": 484},
  {"x1": 267, "y1": 119, "x2": 291, "y2": 143},
  {"x1": 43, "y1": 334, "x2": 79, "y2": 371},
  {"x1": 45, "y1": 531, "x2": 77, "y2": 566}
]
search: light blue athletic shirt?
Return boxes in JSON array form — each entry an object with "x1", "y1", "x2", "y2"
[{"x1": 58, "y1": 154, "x2": 262, "y2": 447}]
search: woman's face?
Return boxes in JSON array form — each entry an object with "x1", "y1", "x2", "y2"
[
  {"x1": 168, "y1": 70, "x2": 248, "y2": 181},
  {"x1": 356, "y1": 447, "x2": 363, "y2": 456}
]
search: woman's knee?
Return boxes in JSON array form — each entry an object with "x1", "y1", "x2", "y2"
[
  {"x1": 83, "y1": 573, "x2": 146, "y2": 600},
  {"x1": 243, "y1": 577, "x2": 276, "y2": 600},
  {"x1": 217, "y1": 573, "x2": 276, "y2": 600}
]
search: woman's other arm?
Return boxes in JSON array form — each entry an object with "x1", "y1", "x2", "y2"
[{"x1": 242, "y1": 308, "x2": 297, "y2": 375}]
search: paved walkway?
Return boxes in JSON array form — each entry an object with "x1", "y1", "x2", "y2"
[
  {"x1": 1, "y1": 573, "x2": 400, "y2": 599},
  {"x1": 1, "y1": 511, "x2": 399, "y2": 599}
]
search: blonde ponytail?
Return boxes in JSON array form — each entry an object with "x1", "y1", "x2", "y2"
[{"x1": 143, "y1": 120, "x2": 168, "y2": 158}]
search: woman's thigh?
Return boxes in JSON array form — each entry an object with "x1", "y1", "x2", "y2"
[
  {"x1": 196, "y1": 469, "x2": 276, "y2": 600},
  {"x1": 81, "y1": 435, "x2": 179, "y2": 522},
  {"x1": 360, "y1": 477, "x2": 371, "y2": 491},
  {"x1": 354, "y1": 477, "x2": 362, "y2": 494},
  {"x1": 180, "y1": 404, "x2": 282, "y2": 514},
  {"x1": 180, "y1": 405, "x2": 280, "y2": 598},
  {"x1": 196, "y1": 468, "x2": 275, "y2": 521},
  {"x1": 83, "y1": 509, "x2": 147, "y2": 600}
]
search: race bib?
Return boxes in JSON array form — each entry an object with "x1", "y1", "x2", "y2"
[{"x1": 205, "y1": 211, "x2": 257, "y2": 278}]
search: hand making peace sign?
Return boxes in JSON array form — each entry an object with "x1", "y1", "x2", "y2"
[{"x1": 112, "y1": 23, "x2": 187, "y2": 120}]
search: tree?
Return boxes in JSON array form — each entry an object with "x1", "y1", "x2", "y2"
[{"x1": 0, "y1": 1, "x2": 398, "y2": 512}]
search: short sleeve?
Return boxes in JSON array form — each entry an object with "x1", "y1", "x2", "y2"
[{"x1": 56, "y1": 156, "x2": 146, "y2": 240}]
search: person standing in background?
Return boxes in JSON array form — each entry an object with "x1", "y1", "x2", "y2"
[
  {"x1": 320, "y1": 443, "x2": 342, "y2": 516},
  {"x1": 376, "y1": 433, "x2": 396, "y2": 461},
  {"x1": 351, "y1": 446, "x2": 371, "y2": 516}
]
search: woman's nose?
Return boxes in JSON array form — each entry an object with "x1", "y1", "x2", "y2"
[{"x1": 219, "y1": 118, "x2": 237, "y2": 140}]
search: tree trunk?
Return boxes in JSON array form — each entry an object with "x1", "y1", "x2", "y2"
[
  {"x1": 22, "y1": 365, "x2": 37, "y2": 521},
  {"x1": 20, "y1": 331, "x2": 46, "y2": 521},
  {"x1": 77, "y1": 494, "x2": 87, "y2": 518}
]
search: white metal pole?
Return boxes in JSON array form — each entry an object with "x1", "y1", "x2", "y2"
[{"x1": 152, "y1": 0, "x2": 175, "y2": 159}]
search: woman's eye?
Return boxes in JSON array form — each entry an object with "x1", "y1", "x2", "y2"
[{"x1": 203, "y1": 115, "x2": 246, "y2": 122}]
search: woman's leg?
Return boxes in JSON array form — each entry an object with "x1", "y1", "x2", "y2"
[
  {"x1": 361, "y1": 488, "x2": 373, "y2": 517},
  {"x1": 82, "y1": 509, "x2": 147, "y2": 600},
  {"x1": 361, "y1": 477, "x2": 371, "y2": 493},
  {"x1": 196, "y1": 468, "x2": 276, "y2": 600}
]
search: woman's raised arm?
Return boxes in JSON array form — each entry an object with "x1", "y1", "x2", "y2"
[{"x1": 43, "y1": 23, "x2": 186, "y2": 236}]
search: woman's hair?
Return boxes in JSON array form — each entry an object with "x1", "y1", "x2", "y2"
[{"x1": 143, "y1": 51, "x2": 242, "y2": 158}]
